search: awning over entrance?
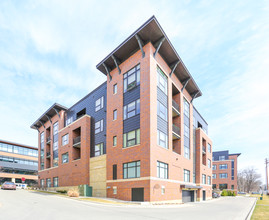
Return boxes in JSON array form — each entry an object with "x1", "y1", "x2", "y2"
[{"x1": 181, "y1": 184, "x2": 203, "y2": 190}]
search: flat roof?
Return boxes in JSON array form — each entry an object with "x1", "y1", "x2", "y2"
[
  {"x1": 0, "y1": 139, "x2": 37, "y2": 150},
  {"x1": 96, "y1": 15, "x2": 202, "y2": 99},
  {"x1": 30, "y1": 103, "x2": 68, "y2": 129}
]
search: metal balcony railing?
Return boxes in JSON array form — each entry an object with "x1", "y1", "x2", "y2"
[
  {"x1": 46, "y1": 136, "x2": 51, "y2": 143},
  {"x1": 172, "y1": 124, "x2": 180, "y2": 136},
  {"x1": 73, "y1": 136, "x2": 81, "y2": 146},
  {"x1": 46, "y1": 152, "x2": 51, "y2": 158},
  {"x1": 202, "y1": 146, "x2": 206, "y2": 153},
  {"x1": 172, "y1": 100, "x2": 180, "y2": 113}
]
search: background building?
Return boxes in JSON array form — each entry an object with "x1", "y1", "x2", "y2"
[
  {"x1": 0, "y1": 139, "x2": 38, "y2": 185},
  {"x1": 212, "y1": 150, "x2": 240, "y2": 193},
  {"x1": 31, "y1": 16, "x2": 212, "y2": 202}
]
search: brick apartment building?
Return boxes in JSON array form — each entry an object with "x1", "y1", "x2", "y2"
[
  {"x1": 0, "y1": 139, "x2": 38, "y2": 185},
  {"x1": 212, "y1": 150, "x2": 240, "y2": 192},
  {"x1": 31, "y1": 16, "x2": 213, "y2": 202}
]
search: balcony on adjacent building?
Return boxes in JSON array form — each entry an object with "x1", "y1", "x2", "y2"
[
  {"x1": 172, "y1": 124, "x2": 180, "y2": 139},
  {"x1": 172, "y1": 100, "x2": 180, "y2": 117},
  {"x1": 73, "y1": 136, "x2": 81, "y2": 148}
]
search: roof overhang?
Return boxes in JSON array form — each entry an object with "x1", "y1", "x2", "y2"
[
  {"x1": 229, "y1": 153, "x2": 241, "y2": 157},
  {"x1": 96, "y1": 15, "x2": 202, "y2": 99},
  {"x1": 30, "y1": 103, "x2": 68, "y2": 130}
]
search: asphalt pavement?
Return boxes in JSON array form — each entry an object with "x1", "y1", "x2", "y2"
[{"x1": 0, "y1": 189, "x2": 256, "y2": 220}]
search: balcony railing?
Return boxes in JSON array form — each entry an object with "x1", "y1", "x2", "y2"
[
  {"x1": 202, "y1": 146, "x2": 206, "y2": 153},
  {"x1": 172, "y1": 100, "x2": 180, "y2": 117},
  {"x1": 172, "y1": 100, "x2": 180, "y2": 112},
  {"x1": 46, "y1": 152, "x2": 51, "y2": 158},
  {"x1": 73, "y1": 136, "x2": 81, "y2": 148},
  {"x1": 46, "y1": 136, "x2": 51, "y2": 144},
  {"x1": 172, "y1": 124, "x2": 180, "y2": 139}
]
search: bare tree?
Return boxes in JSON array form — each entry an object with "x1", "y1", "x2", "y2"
[{"x1": 238, "y1": 167, "x2": 262, "y2": 193}]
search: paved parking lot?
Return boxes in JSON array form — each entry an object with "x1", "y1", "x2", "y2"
[{"x1": 0, "y1": 190, "x2": 256, "y2": 220}]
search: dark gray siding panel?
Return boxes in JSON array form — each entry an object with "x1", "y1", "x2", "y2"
[
  {"x1": 212, "y1": 151, "x2": 229, "y2": 161},
  {"x1": 157, "y1": 117, "x2": 168, "y2": 134},
  {"x1": 123, "y1": 85, "x2": 140, "y2": 105},
  {"x1": 157, "y1": 88, "x2": 167, "y2": 106},
  {"x1": 66, "y1": 82, "x2": 107, "y2": 157},
  {"x1": 193, "y1": 107, "x2": 208, "y2": 134},
  {"x1": 123, "y1": 115, "x2": 140, "y2": 133}
]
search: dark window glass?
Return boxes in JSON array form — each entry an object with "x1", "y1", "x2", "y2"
[
  {"x1": 157, "y1": 161, "x2": 168, "y2": 179},
  {"x1": 123, "y1": 129, "x2": 140, "y2": 148},
  {"x1": 123, "y1": 65, "x2": 140, "y2": 93},
  {"x1": 123, "y1": 99, "x2": 140, "y2": 120},
  {"x1": 113, "y1": 164, "x2": 117, "y2": 180}
]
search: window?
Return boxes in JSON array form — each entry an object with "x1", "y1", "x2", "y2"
[
  {"x1": 95, "y1": 96, "x2": 104, "y2": 112},
  {"x1": 207, "y1": 176, "x2": 211, "y2": 185},
  {"x1": 113, "y1": 136, "x2": 117, "y2": 146},
  {"x1": 113, "y1": 186, "x2": 117, "y2": 194},
  {"x1": 113, "y1": 164, "x2": 117, "y2": 180},
  {"x1": 53, "y1": 177, "x2": 58, "y2": 187},
  {"x1": 157, "y1": 100, "x2": 167, "y2": 121},
  {"x1": 231, "y1": 185, "x2": 234, "y2": 190},
  {"x1": 66, "y1": 117, "x2": 73, "y2": 126},
  {"x1": 40, "y1": 162, "x2": 44, "y2": 170},
  {"x1": 95, "y1": 119, "x2": 104, "y2": 134},
  {"x1": 184, "y1": 146, "x2": 190, "y2": 159},
  {"x1": 208, "y1": 159, "x2": 211, "y2": 168},
  {"x1": 184, "y1": 169, "x2": 190, "y2": 182},
  {"x1": 212, "y1": 165, "x2": 216, "y2": 170},
  {"x1": 95, "y1": 143, "x2": 104, "y2": 156},
  {"x1": 157, "y1": 161, "x2": 168, "y2": 179},
  {"x1": 212, "y1": 174, "x2": 216, "y2": 179},
  {"x1": 46, "y1": 178, "x2": 51, "y2": 188},
  {"x1": 219, "y1": 155, "x2": 225, "y2": 161},
  {"x1": 123, "y1": 129, "x2": 140, "y2": 148},
  {"x1": 113, "y1": 84, "x2": 117, "y2": 94},
  {"x1": 62, "y1": 134, "x2": 69, "y2": 146},
  {"x1": 219, "y1": 173, "x2": 228, "y2": 179},
  {"x1": 207, "y1": 143, "x2": 211, "y2": 153},
  {"x1": 123, "y1": 161, "x2": 140, "y2": 179},
  {"x1": 161, "y1": 186, "x2": 165, "y2": 195},
  {"x1": 123, "y1": 65, "x2": 140, "y2": 93},
  {"x1": 62, "y1": 153, "x2": 69, "y2": 164},
  {"x1": 113, "y1": 110, "x2": 117, "y2": 120},
  {"x1": 157, "y1": 67, "x2": 167, "y2": 95},
  {"x1": 123, "y1": 99, "x2": 140, "y2": 120},
  {"x1": 53, "y1": 122, "x2": 59, "y2": 135},
  {"x1": 202, "y1": 174, "x2": 206, "y2": 184},
  {"x1": 157, "y1": 130, "x2": 168, "y2": 149},
  {"x1": 219, "y1": 184, "x2": 227, "y2": 190},
  {"x1": 184, "y1": 99, "x2": 190, "y2": 118},
  {"x1": 212, "y1": 184, "x2": 216, "y2": 189},
  {"x1": 219, "y1": 164, "x2": 228, "y2": 170}
]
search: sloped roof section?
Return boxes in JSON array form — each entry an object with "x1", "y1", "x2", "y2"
[{"x1": 96, "y1": 15, "x2": 202, "y2": 99}]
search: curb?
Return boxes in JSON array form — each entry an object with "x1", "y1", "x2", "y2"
[{"x1": 245, "y1": 197, "x2": 257, "y2": 220}]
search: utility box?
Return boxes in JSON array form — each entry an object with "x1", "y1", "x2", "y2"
[{"x1": 78, "y1": 185, "x2": 92, "y2": 197}]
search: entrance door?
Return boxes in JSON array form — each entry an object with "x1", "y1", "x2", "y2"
[
  {"x1": 132, "y1": 188, "x2": 144, "y2": 202},
  {"x1": 182, "y1": 190, "x2": 194, "y2": 203},
  {"x1": 203, "y1": 190, "x2": 206, "y2": 201}
]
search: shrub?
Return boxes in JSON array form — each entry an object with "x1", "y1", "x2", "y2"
[
  {"x1": 221, "y1": 190, "x2": 228, "y2": 196},
  {"x1": 56, "y1": 190, "x2": 67, "y2": 194},
  {"x1": 67, "y1": 188, "x2": 79, "y2": 197}
]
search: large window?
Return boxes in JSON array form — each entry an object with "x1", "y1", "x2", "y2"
[
  {"x1": 184, "y1": 169, "x2": 190, "y2": 182},
  {"x1": 123, "y1": 99, "x2": 140, "y2": 120},
  {"x1": 123, "y1": 65, "x2": 140, "y2": 93},
  {"x1": 0, "y1": 155, "x2": 38, "y2": 166},
  {"x1": 207, "y1": 143, "x2": 211, "y2": 153},
  {"x1": 208, "y1": 159, "x2": 211, "y2": 168},
  {"x1": 219, "y1": 184, "x2": 227, "y2": 190},
  {"x1": 95, "y1": 143, "x2": 104, "y2": 156},
  {"x1": 53, "y1": 177, "x2": 58, "y2": 187},
  {"x1": 157, "y1": 161, "x2": 168, "y2": 179},
  {"x1": 219, "y1": 173, "x2": 228, "y2": 179},
  {"x1": 95, "y1": 96, "x2": 104, "y2": 112},
  {"x1": 208, "y1": 176, "x2": 211, "y2": 185},
  {"x1": 212, "y1": 165, "x2": 216, "y2": 170},
  {"x1": 219, "y1": 164, "x2": 228, "y2": 170},
  {"x1": 202, "y1": 174, "x2": 206, "y2": 184},
  {"x1": 62, "y1": 134, "x2": 69, "y2": 146},
  {"x1": 40, "y1": 179, "x2": 44, "y2": 187},
  {"x1": 212, "y1": 174, "x2": 216, "y2": 179},
  {"x1": 123, "y1": 161, "x2": 140, "y2": 179},
  {"x1": 46, "y1": 178, "x2": 51, "y2": 188},
  {"x1": 157, "y1": 67, "x2": 167, "y2": 95},
  {"x1": 184, "y1": 98, "x2": 190, "y2": 159},
  {"x1": 95, "y1": 119, "x2": 104, "y2": 134},
  {"x1": 123, "y1": 129, "x2": 140, "y2": 148},
  {"x1": 157, "y1": 100, "x2": 167, "y2": 121},
  {"x1": 62, "y1": 152, "x2": 69, "y2": 164},
  {"x1": 157, "y1": 130, "x2": 168, "y2": 149},
  {"x1": 219, "y1": 155, "x2": 225, "y2": 161},
  {"x1": 53, "y1": 122, "x2": 59, "y2": 167}
]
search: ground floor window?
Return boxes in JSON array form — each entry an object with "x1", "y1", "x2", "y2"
[
  {"x1": 40, "y1": 179, "x2": 44, "y2": 187},
  {"x1": 157, "y1": 161, "x2": 168, "y2": 179},
  {"x1": 123, "y1": 161, "x2": 140, "y2": 179},
  {"x1": 212, "y1": 184, "x2": 216, "y2": 189},
  {"x1": 207, "y1": 176, "x2": 211, "y2": 185},
  {"x1": 202, "y1": 174, "x2": 206, "y2": 184},
  {"x1": 46, "y1": 178, "x2": 51, "y2": 188},
  {"x1": 219, "y1": 184, "x2": 227, "y2": 190},
  {"x1": 53, "y1": 177, "x2": 58, "y2": 187},
  {"x1": 231, "y1": 185, "x2": 234, "y2": 190},
  {"x1": 113, "y1": 186, "x2": 117, "y2": 194}
]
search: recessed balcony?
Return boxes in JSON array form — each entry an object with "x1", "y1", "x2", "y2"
[
  {"x1": 172, "y1": 100, "x2": 180, "y2": 117},
  {"x1": 172, "y1": 124, "x2": 180, "y2": 140},
  {"x1": 73, "y1": 136, "x2": 81, "y2": 148},
  {"x1": 202, "y1": 146, "x2": 206, "y2": 154},
  {"x1": 46, "y1": 152, "x2": 51, "y2": 158},
  {"x1": 46, "y1": 136, "x2": 51, "y2": 144}
]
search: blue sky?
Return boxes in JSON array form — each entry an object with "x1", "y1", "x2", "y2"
[{"x1": 0, "y1": 0, "x2": 268, "y2": 182}]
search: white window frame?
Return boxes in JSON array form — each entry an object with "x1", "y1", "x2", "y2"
[{"x1": 95, "y1": 96, "x2": 104, "y2": 112}]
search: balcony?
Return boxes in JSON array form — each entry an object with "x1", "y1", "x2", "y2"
[
  {"x1": 172, "y1": 100, "x2": 180, "y2": 117},
  {"x1": 202, "y1": 146, "x2": 206, "y2": 154},
  {"x1": 46, "y1": 136, "x2": 51, "y2": 144},
  {"x1": 73, "y1": 136, "x2": 81, "y2": 148},
  {"x1": 172, "y1": 124, "x2": 180, "y2": 139},
  {"x1": 46, "y1": 152, "x2": 51, "y2": 158}
]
